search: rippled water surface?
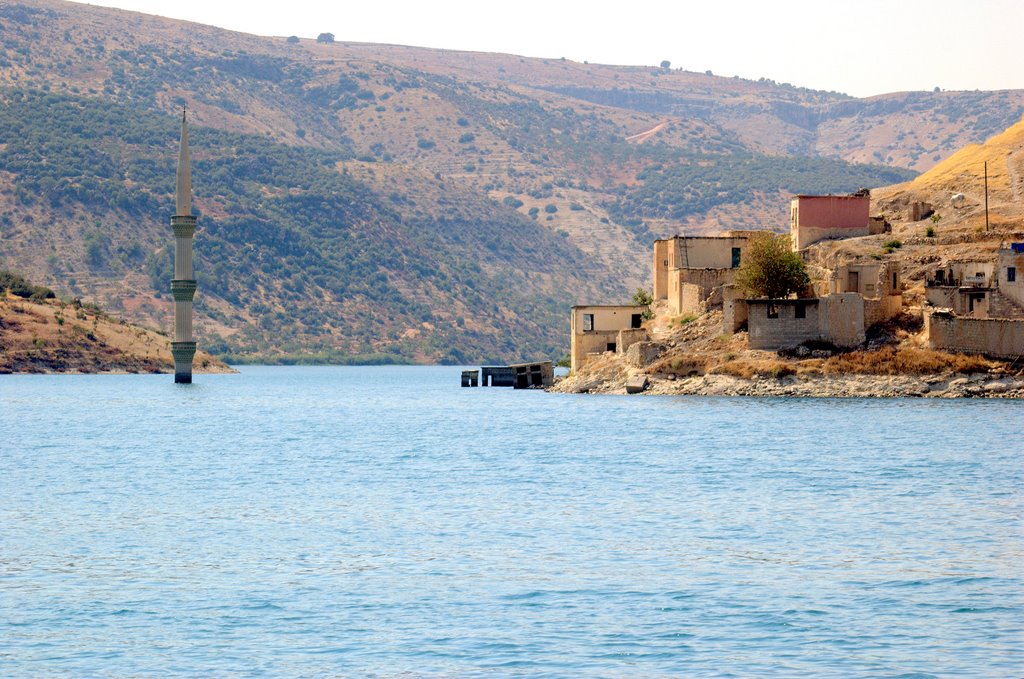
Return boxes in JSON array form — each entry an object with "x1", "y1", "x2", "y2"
[{"x1": 1, "y1": 366, "x2": 1022, "y2": 677}]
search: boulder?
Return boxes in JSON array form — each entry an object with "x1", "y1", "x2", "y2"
[
  {"x1": 625, "y1": 375, "x2": 649, "y2": 394},
  {"x1": 624, "y1": 341, "x2": 665, "y2": 368}
]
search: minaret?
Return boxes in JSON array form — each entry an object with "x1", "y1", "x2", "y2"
[{"x1": 170, "y1": 108, "x2": 197, "y2": 383}]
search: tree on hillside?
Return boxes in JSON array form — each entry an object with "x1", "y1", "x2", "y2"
[
  {"x1": 660, "y1": 60, "x2": 671, "y2": 69},
  {"x1": 735, "y1": 233, "x2": 810, "y2": 299},
  {"x1": 316, "y1": 32, "x2": 335, "y2": 44}
]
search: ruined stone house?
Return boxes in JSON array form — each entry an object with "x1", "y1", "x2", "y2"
[
  {"x1": 569, "y1": 304, "x2": 648, "y2": 373},
  {"x1": 924, "y1": 245, "x2": 1024, "y2": 359},
  {"x1": 652, "y1": 232, "x2": 765, "y2": 315},
  {"x1": 724, "y1": 260, "x2": 904, "y2": 351}
]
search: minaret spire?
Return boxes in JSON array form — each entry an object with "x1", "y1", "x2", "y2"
[
  {"x1": 170, "y1": 106, "x2": 198, "y2": 383},
  {"x1": 176, "y1": 106, "x2": 192, "y2": 217}
]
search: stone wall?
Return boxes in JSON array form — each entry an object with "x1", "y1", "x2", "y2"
[
  {"x1": 722, "y1": 285, "x2": 748, "y2": 333},
  {"x1": 925, "y1": 311, "x2": 1024, "y2": 360},
  {"x1": 820, "y1": 293, "x2": 866, "y2": 347},
  {"x1": 865, "y1": 294, "x2": 903, "y2": 327},
  {"x1": 616, "y1": 328, "x2": 649, "y2": 357},
  {"x1": 668, "y1": 268, "x2": 733, "y2": 314}
]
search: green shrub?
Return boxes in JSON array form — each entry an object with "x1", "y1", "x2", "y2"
[{"x1": 544, "y1": 203, "x2": 558, "y2": 214}]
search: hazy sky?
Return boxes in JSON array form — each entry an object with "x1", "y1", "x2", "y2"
[{"x1": 80, "y1": 0, "x2": 1022, "y2": 98}]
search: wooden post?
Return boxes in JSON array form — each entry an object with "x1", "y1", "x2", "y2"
[{"x1": 984, "y1": 161, "x2": 989, "y2": 232}]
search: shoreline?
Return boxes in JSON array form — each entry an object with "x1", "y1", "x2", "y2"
[{"x1": 551, "y1": 370, "x2": 1024, "y2": 399}]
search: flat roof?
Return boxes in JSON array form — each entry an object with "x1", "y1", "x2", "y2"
[
  {"x1": 792, "y1": 194, "x2": 868, "y2": 199},
  {"x1": 571, "y1": 304, "x2": 647, "y2": 310}
]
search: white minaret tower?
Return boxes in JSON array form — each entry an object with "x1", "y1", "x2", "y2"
[{"x1": 170, "y1": 108, "x2": 197, "y2": 383}]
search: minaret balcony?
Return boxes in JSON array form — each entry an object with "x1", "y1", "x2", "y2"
[
  {"x1": 171, "y1": 214, "x2": 197, "y2": 237},
  {"x1": 170, "y1": 341, "x2": 197, "y2": 362},
  {"x1": 171, "y1": 279, "x2": 197, "y2": 301}
]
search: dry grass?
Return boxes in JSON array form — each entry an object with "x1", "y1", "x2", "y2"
[
  {"x1": 711, "y1": 358, "x2": 795, "y2": 379},
  {"x1": 821, "y1": 345, "x2": 994, "y2": 375}
]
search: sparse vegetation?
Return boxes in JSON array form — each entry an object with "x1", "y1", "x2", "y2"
[
  {"x1": 0, "y1": 270, "x2": 55, "y2": 301},
  {"x1": 822, "y1": 346, "x2": 991, "y2": 375}
]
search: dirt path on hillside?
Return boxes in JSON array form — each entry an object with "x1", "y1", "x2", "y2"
[{"x1": 625, "y1": 121, "x2": 669, "y2": 144}]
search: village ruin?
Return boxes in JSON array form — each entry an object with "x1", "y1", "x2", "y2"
[{"x1": 570, "y1": 191, "x2": 1024, "y2": 375}]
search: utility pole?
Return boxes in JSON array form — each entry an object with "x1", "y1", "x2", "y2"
[{"x1": 984, "y1": 161, "x2": 990, "y2": 232}]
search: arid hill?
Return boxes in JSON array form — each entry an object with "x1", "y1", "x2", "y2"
[
  {"x1": 0, "y1": 0, "x2": 1021, "y2": 363},
  {"x1": 0, "y1": 271, "x2": 232, "y2": 374}
]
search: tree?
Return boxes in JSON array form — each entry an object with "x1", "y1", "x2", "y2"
[
  {"x1": 660, "y1": 60, "x2": 671, "y2": 69},
  {"x1": 631, "y1": 287, "x2": 654, "y2": 320},
  {"x1": 734, "y1": 233, "x2": 810, "y2": 299},
  {"x1": 286, "y1": 36, "x2": 300, "y2": 44},
  {"x1": 316, "y1": 33, "x2": 335, "y2": 44}
]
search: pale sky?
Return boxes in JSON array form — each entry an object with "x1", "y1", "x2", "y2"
[{"x1": 79, "y1": 0, "x2": 1022, "y2": 98}]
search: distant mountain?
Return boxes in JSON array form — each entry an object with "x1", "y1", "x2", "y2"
[{"x1": 0, "y1": 0, "x2": 1020, "y2": 363}]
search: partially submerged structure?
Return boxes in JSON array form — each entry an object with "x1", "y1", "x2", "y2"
[
  {"x1": 463, "y1": 362, "x2": 554, "y2": 388},
  {"x1": 924, "y1": 245, "x2": 1024, "y2": 359},
  {"x1": 170, "y1": 109, "x2": 198, "y2": 384}
]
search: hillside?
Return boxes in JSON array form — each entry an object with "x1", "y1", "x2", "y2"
[
  {"x1": 0, "y1": 0, "x2": 1021, "y2": 363},
  {"x1": 0, "y1": 270, "x2": 232, "y2": 373}
]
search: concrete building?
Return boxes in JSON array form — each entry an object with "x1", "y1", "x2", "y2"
[
  {"x1": 570, "y1": 304, "x2": 647, "y2": 373},
  {"x1": 744, "y1": 294, "x2": 866, "y2": 350},
  {"x1": 790, "y1": 191, "x2": 882, "y2": 250},
  {"x1": 653, "y1": 232, "x2": 762, "y2": 314},
  {"x1": 170, "y1": 109, "x2": 198, "y2": 383}
]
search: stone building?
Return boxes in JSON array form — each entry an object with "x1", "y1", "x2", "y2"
[
  {"x1": 652, "y1": 232, "x2": 765, "y2": 315},
  {"x1": 726, "y1": 260, "x2": 903, "y2": 351},
  {"x1": 569, "y1": 304, "x2": 647, "y2": 373},
  {"x1": 743, "y1": 294, "x2": 867, "y2": 350}
]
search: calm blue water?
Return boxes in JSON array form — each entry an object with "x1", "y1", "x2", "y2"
[{"x1": 1, "y1": 366, "x2": 1021, "y2": 677}]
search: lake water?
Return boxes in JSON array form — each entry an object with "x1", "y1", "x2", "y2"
[{"x1": 1, "y1": 366, "x2": 1021, "y2": 677}]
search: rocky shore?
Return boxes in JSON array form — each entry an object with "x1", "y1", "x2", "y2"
[{"x1": 552, "y1": 368, "x2": 1024, "y2": 398}]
